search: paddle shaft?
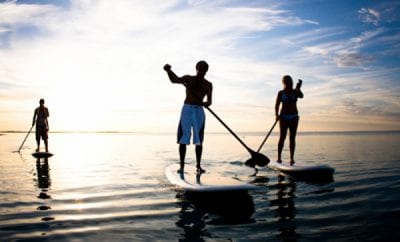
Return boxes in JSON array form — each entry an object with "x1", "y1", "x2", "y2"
[
  {"x1": 170, "y1": 77, "x2": 269, "y2": 166},
  {"x1": 204, "y1": 106, "x2": 253, "y2": 152},
  {"x1": 18, "y1": 125, "x2": 34, "y2": 152},
  {"x1": 257, "y1": 118, "x2": 279, "y2": 152}
]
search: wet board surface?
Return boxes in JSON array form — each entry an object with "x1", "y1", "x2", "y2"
[
  {"x1": 165, "y1": 164, "x2": 257, "y2": 192},
  {"x1": 268, "y1": 161, "x2": 334, "y2": 177},
  {"x1": 32, "y1": 152, "x2": 53, "y2": 158}
]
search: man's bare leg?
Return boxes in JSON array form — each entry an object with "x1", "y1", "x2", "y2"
[
  {"x1": 178, "y1": 144, "x2": 186, "y2": 173},
  {"x1": 44, "y1": 139, "x2": 48, "y2": 153},
  {"x1": 195, "y1": 145, "x2": 205, "y2": 173}
]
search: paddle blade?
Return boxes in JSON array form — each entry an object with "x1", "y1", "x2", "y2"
[
  {"x1": 245, "y1": 159, "x2": 256, "y2": 168},
  {"x1": 245, "y1": 151, "x2": 270, "y2": 168}
]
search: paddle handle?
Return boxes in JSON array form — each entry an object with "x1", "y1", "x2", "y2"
[
  {"x1": 18, "y1": 125, "x2": 34, "y2": 152},
  {"x1": 257, "y1": 118, "x2": 279, "y2": 152}
]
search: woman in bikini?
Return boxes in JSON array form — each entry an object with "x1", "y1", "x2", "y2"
[{"x1": 275, "y1": 75, "x2": 303, "y2": 165}]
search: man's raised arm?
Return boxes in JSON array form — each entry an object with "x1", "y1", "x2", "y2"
[{"x1": 163, "y1": 64, "x2": 184, "y2": 84}]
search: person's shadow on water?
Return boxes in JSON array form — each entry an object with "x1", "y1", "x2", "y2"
[
  {"x1": 176, "y1": 193, "x2": 208, "y2": 242},
  {"x1": 270, "y1": 174, "x2": 298, "y2": 241},
  {"x1": 35, "y1": 157, "x2": 54, "y2": 222},
  {"x1": 250, "y1": 171, "x2": 298, "y2": 241}
]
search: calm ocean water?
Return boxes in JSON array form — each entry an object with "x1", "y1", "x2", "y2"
[{"x1": 0, "y1": 131, "x2": 399, "y2": 241}]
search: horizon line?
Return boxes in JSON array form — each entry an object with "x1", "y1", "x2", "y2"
[{"x1": 1, "y1": 130, "x2": 400, "y2": 135}]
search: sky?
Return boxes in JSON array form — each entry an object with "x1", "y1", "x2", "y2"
[{"x1": 0, "y1": 0, "x2": 399, "y2": 132}]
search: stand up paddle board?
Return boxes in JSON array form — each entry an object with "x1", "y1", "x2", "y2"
[
  {"x1": 269, "y1": 161, "x2": 334, "y2": 178},
  {"x1": 32, "y1": 152, "x2": 53, "y2": 158},
  {"x1": 165, "y1": 164, "x2": 256, "y2": 192}
]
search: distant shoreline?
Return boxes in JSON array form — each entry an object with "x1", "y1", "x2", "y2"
[{"x1": 1, "y1": 130, "x2": 400, "y2": 136}]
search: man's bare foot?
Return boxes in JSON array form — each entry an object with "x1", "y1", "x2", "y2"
[
  {"x1": 277, "y1": 159, "x2": 282, "y2": 163},
  {"x1": 290, "y1": 160, "x2": 295, "y2": 166},
  {"x1": 196, "y1": 166, "x2": 205, "y2": 174}
]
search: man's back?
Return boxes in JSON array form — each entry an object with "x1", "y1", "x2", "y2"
[
  {"x1": 184, "y1": 76, "x2": 212, "y2": 106},
  {"x1": 35, "y1": 106, "x2": 49, "y2": 127}
]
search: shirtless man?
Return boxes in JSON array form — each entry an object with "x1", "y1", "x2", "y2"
[
  {"x1": 163, "y1": 61, "x2": 213, "y2": 173},
  {"x1": 32, "y1": 98, "x2": 49, "y2": 152}
]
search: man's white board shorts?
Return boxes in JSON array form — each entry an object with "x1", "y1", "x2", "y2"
[{"x1": 177, "y1": 104, "x2": 205, "y2": 145}]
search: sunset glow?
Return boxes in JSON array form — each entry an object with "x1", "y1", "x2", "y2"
[{"x1": 0, "y1": 0, "x2": 399, "y2": 132}]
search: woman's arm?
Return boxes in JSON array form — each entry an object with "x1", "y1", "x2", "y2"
[
  {"x1": 275, "y1": 92, "x2": 281, "y2": 119},
  {"x1": 296, "y1": 79, "x2": 304, "y2": 98}
]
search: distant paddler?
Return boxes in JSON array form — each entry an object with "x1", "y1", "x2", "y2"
[{"x1": 32, "y1": 98, "x2": 50, "y2": 152}]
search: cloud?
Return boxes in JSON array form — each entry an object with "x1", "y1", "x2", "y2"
[
  {"x1": 335, "y1": 97, "x2": 400, "y2": 123},
  {"x1": 358, "y1": 8, "x2": 381, "y2": 26},
  {"x1": 303, "y1": 46, "x2": 329, "y2": 56},
  {"x1": 0, "y1": 0, "x2": 59, "y2": 29},
  {"x1": 0, "y1": 0, "x2": 319, "y2": 131},
  {"x1": 300, "y1": 27, "x2": 385, "y2": 68},
  {"x1": 0, "y1": 26, "x2": 9, "y2": 33},
  {"x1": 333, "y1": 52, "x2": 374, "y2": 67}
]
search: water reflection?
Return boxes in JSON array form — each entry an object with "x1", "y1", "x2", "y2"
[
  {"x1": 35, "y1": 157, "x2": 54, "y2": 221},
  {"x1": 175, "y1": 189, "x2": 255, "y2": 241},
  {"x1": 284, "y1": 170, "x2": 334, "y2": 184},
  {"x1": 36, "y1": 158, "x2": 51, "y2": 197},
  {"x1": 176, "y1": 194, "x2": 208, "y2": 242},
  {"x1": 270, "y1": 175, "x2": 298, "y2": 241}
]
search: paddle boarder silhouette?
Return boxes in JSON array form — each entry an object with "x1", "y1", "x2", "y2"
[
  {"x1": 275, "y1": 76, "x2": 303, "y2": 165},
  {"x1": 32, "y1": 98, "x2": 49, "y2": 152},
  {"x1": 164, "y1": 61, "x2": 213, "y2": 174}
]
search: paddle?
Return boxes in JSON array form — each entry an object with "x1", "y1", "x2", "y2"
[
  {"x1": 203, "y1": 106, "x2": 270, "y2": 167},
  {"x1": 257, "y1": 118, "x2": 279, "y2": 152},
  {"x1": 18, "y1": 125, "x2": 34, "y2": 152}
]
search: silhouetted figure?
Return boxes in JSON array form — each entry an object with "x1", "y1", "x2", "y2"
[
  {"x1": 164, "y1": 61, "x2": 213, "y2": 174},
  {"x1": 32, "y1": 98, "x2": 49, "y2": 152},
  {"x1": 275, "y1": 76, "x2": 303, "y2": 165}
]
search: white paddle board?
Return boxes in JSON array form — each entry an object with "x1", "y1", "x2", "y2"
[
  {"x1": 165, "y1": 164, "x2": 256, "y2": 192},
  {"x1": 32, "y1": 152, "x2": 53, "y2": 158},
  {"x1": 268, "y1": 161, "x2": 334, "y2": 177}
]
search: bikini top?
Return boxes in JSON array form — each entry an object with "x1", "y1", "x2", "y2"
[{"x1": 281, "y1": 91, "x2": 298, "y2": 103}]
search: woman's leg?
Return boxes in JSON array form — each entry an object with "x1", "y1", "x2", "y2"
[
  {"x1": 278, "y1": 120, "x2": 288, "y2": 162},
  {"x1": 289, "y1": 118, "x2": 299, "y2": 165}
]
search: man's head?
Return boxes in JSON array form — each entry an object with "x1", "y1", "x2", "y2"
[
  {"x1": 39, "y1": 98, "x2": 45, "y2": 106},
  {"x1": 196, "y1": 60, "x2": 209, "y2": 77}
]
